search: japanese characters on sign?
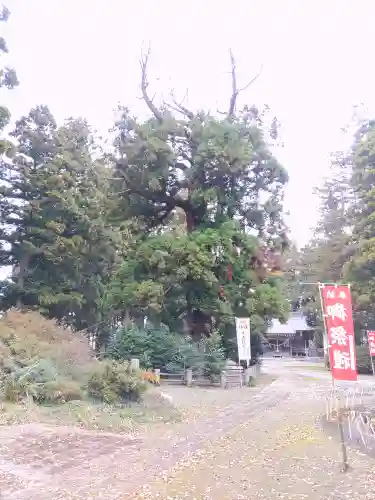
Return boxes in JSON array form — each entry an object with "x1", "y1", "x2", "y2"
[
  {"x1": 367, "y1": 331, "x2": 375, "y2": 356},
  {"x1": 320, "y1": 285, "x2": 357, "y2": 382},
  {"x1": 235, "y1": 317, "x2": 251, "y2": 363}
]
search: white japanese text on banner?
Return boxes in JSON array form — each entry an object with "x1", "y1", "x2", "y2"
[
  {"x1": 321, "y1": 285, "x2": 357, "y2": 382},
  {"x1": 367, "y1": 331, "x2": 375, "y2": 356}
]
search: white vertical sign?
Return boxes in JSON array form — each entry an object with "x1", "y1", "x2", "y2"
[{"x1": 235, "y1": 317, "x2": 251, "y2": 363}]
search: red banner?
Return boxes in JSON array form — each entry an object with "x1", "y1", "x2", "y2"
[
  {"x1": 320, "y1": 285, "x2": 357, "y2": 382},
  {"x1": 367, "y1": 331, "x2": 375, "y2": 356}
]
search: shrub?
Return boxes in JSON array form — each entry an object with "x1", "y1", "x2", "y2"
[
  {"x1": 247, "y1": 375, "x2": 256, "y2": 387},
  {"x1": 107, "y1": 324, "x2": 178, "y2": 369},
  {"x1": 107, "y1": 326, "x2": 149, "y2": 364},
  {"x1": 356, "y1": 345, "x2": 373, "y2": 374},
  {"x1": 200, "y1": 333, "x2": 226, "y2": 381},
  {"x1": 87, "y1": 360, "x2": 147, "y2": 404},
  {"x1": 35, "y1": 379, "x2": 84, "y2": 404},
  {"x1": 3, "y1": 359, "x2": 57, "y2": 402},
  {"x1": 2, "y1": 359, "x2": 83, "y2": 404},
  {"x1": 0, "y1": 310, "x2": 93, "y2": 406},
  {"x1": 167, "y1": 333, "x2": 226, "y2": 380},
  {"x1": 4, "y1": 374, "x2": 31, "y2": 403},
  {"x1": 166, "y1": 337, "x2": 204, "y2": 372},
  {"x1": 106, "y1": 322, "x2": 226, "y2": 380}
]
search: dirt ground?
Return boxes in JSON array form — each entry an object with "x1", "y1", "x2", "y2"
[{"x1": 0, "y1": 366, "x2": 374, "y2": 499}]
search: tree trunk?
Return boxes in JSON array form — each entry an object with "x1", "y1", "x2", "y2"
[
  {"x1": 15, "y1": 253, "x2": 29, "y2": 309},
  {"x1": 185, "y1": 209, "x2": 194, "y2": 233}
]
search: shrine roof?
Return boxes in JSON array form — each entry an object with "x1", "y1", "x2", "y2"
[{"x1": 267, "y1": 312, "x2": 314, "y2": 335}]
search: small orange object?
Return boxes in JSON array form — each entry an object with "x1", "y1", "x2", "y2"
[{"x1": 142, "y1": 371, "x2": 160, "y2": 385}]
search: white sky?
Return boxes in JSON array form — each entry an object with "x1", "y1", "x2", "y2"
[{"x1": 2, "y1": 0, "x2": 375, "y2": 259}]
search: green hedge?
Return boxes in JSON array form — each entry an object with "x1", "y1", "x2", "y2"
[
  {"x1": 87, "y1": 360, "x2": 147, "y2": 404},
  {"x1": 106, "y1": 325, "x2": 226, "y2": 379}
]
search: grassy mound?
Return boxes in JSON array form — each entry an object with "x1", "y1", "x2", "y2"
[
  {"x1": 0, "y1": 310, "x2": 144, "y2": 406},
  {"x1": 0, "y1": 309, "x2": 93, "y2": 403},
  {"x1": 0, "y1": 310, "x2": 178, "y2": 430}
]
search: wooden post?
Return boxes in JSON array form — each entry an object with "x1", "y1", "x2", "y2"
[
  {"x1": 154, "y1": 368, "x2": 161, "y2": 385},
  {"x1": 337, "y1": 394, "x2": 349, "y2": 473}
]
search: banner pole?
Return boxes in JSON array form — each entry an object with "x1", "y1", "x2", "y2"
[
  {"x1": 318, "y1": 284, "x2": 331, "y2": 379},
  {"x1": 319, "y1": 283, "x2": 350, "y2": 473},
  {"x1": 337, "y1": 396, "x2": 349, "y2": 472}
]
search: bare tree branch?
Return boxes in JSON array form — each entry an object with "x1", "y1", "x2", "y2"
[
  {"x1": 227, "y1": 49, "x2": 263, "y2": 121},
  {"x1": 139, "y1": 45, "x2": 163, "y2": 122},
  {"x1": 165, "y1": 90, "x2": 194, "y2": 120}
]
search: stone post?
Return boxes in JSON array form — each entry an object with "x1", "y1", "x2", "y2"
[
  {"x1": 130, "y1": 358, "x2": 140, "y2": 370},
  {"x1": 220, "y1": 370, "x2": 227, "y2": 389},
  {"x1": 186, "y1": 368, "x2": 193, "y2": 387}
]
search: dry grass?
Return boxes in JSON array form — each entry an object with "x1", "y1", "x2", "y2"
[
  {"x1": 290, "y1": 363, "x2": 326, "y2": 372},
  {"x1": 0, "y1": 391, "x2": 181, "y2": 432},
  {"x1": 0, "y1": 310, "x2": 180, "y2": 432},
  {"x1": 0, "y1": 309, "x2": 93, "y2": 376}
]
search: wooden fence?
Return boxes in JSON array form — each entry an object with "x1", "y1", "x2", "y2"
[{"x1": 151, "y1": 363, "x2": 261, "y2": 389}]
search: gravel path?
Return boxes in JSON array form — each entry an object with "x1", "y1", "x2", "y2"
[
  {"x1": 0, "y1": 370, "x2": 374, "y2": 499},
  {"x1": 134, "y1": 378, "x2": 375, "y2": 500}
]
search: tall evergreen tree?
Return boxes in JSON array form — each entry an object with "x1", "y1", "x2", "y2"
[
  {"x1": 0, "y1": 106, "x2": 119, "y2": 336},
  {"x1": 345, "y1": 120, "x2": 375, "y2": 333},
  {"x1": 292, "y1": 151, "x2": 353, "y2": 288},
  {"x1": 0, "y1": 4, "x2": 18, "y2": 151},
  {"x1": 0, "y1": 4, "x2": 19, "y2": 275},
  {"x1": 281, "y1": 152, "x2": 354, "y2": 345}
]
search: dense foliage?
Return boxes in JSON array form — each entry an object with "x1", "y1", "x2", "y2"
[
  {"x1": 0, "y1": 309, "x2": 149, "y2": 405},
  {"x1": 0, "y1": 5, "x2": 18, "y2": 155},
  {"x1": 107, "y1": 324, "x2": 227, "y2": 379},
  {"x1": 0, "y1": 309, "x2": 91, "y2": 403},
  {"x1": 0, "y1": 16, "x2": 290, "y2": 362},
  {"x1": 106, "y1": 324, "x2": 180, "y2": 369},
  {"x1": 286, "y1": 117, "x2": 375, "y2": 368},
  {"x1": 87, "y1": 360, "x2": 147, "y2": 404},
  {"x1": 3, "y1": 4, "x2": 375, "y2": 377}
]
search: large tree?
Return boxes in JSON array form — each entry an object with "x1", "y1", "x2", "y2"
[
  {"x1": 0, "y1": 106, "x2": 119, "y2": 335},
  {"x1": 281, "y1": 152, "x2": 354, "y2": 345},
  {"x1": 292, "y1": 123, "x2": 375, "y2": 344},
  {"x1": 289, "y1": 151, "x2": 353, "y2": 287},
  {"x1": 0, "y1": 4, "x2": 18, "y2": 152},
  {"x1": 106, "y1": 50, "x2": 289, "y2": 343},
  {"x1": 344, "y1": 120, "x2": 375, "y2": 334}
]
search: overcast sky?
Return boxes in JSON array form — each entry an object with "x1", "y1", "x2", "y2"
[{"x1": 2, "y1": 0, "x2": 375, "y2": 254}]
